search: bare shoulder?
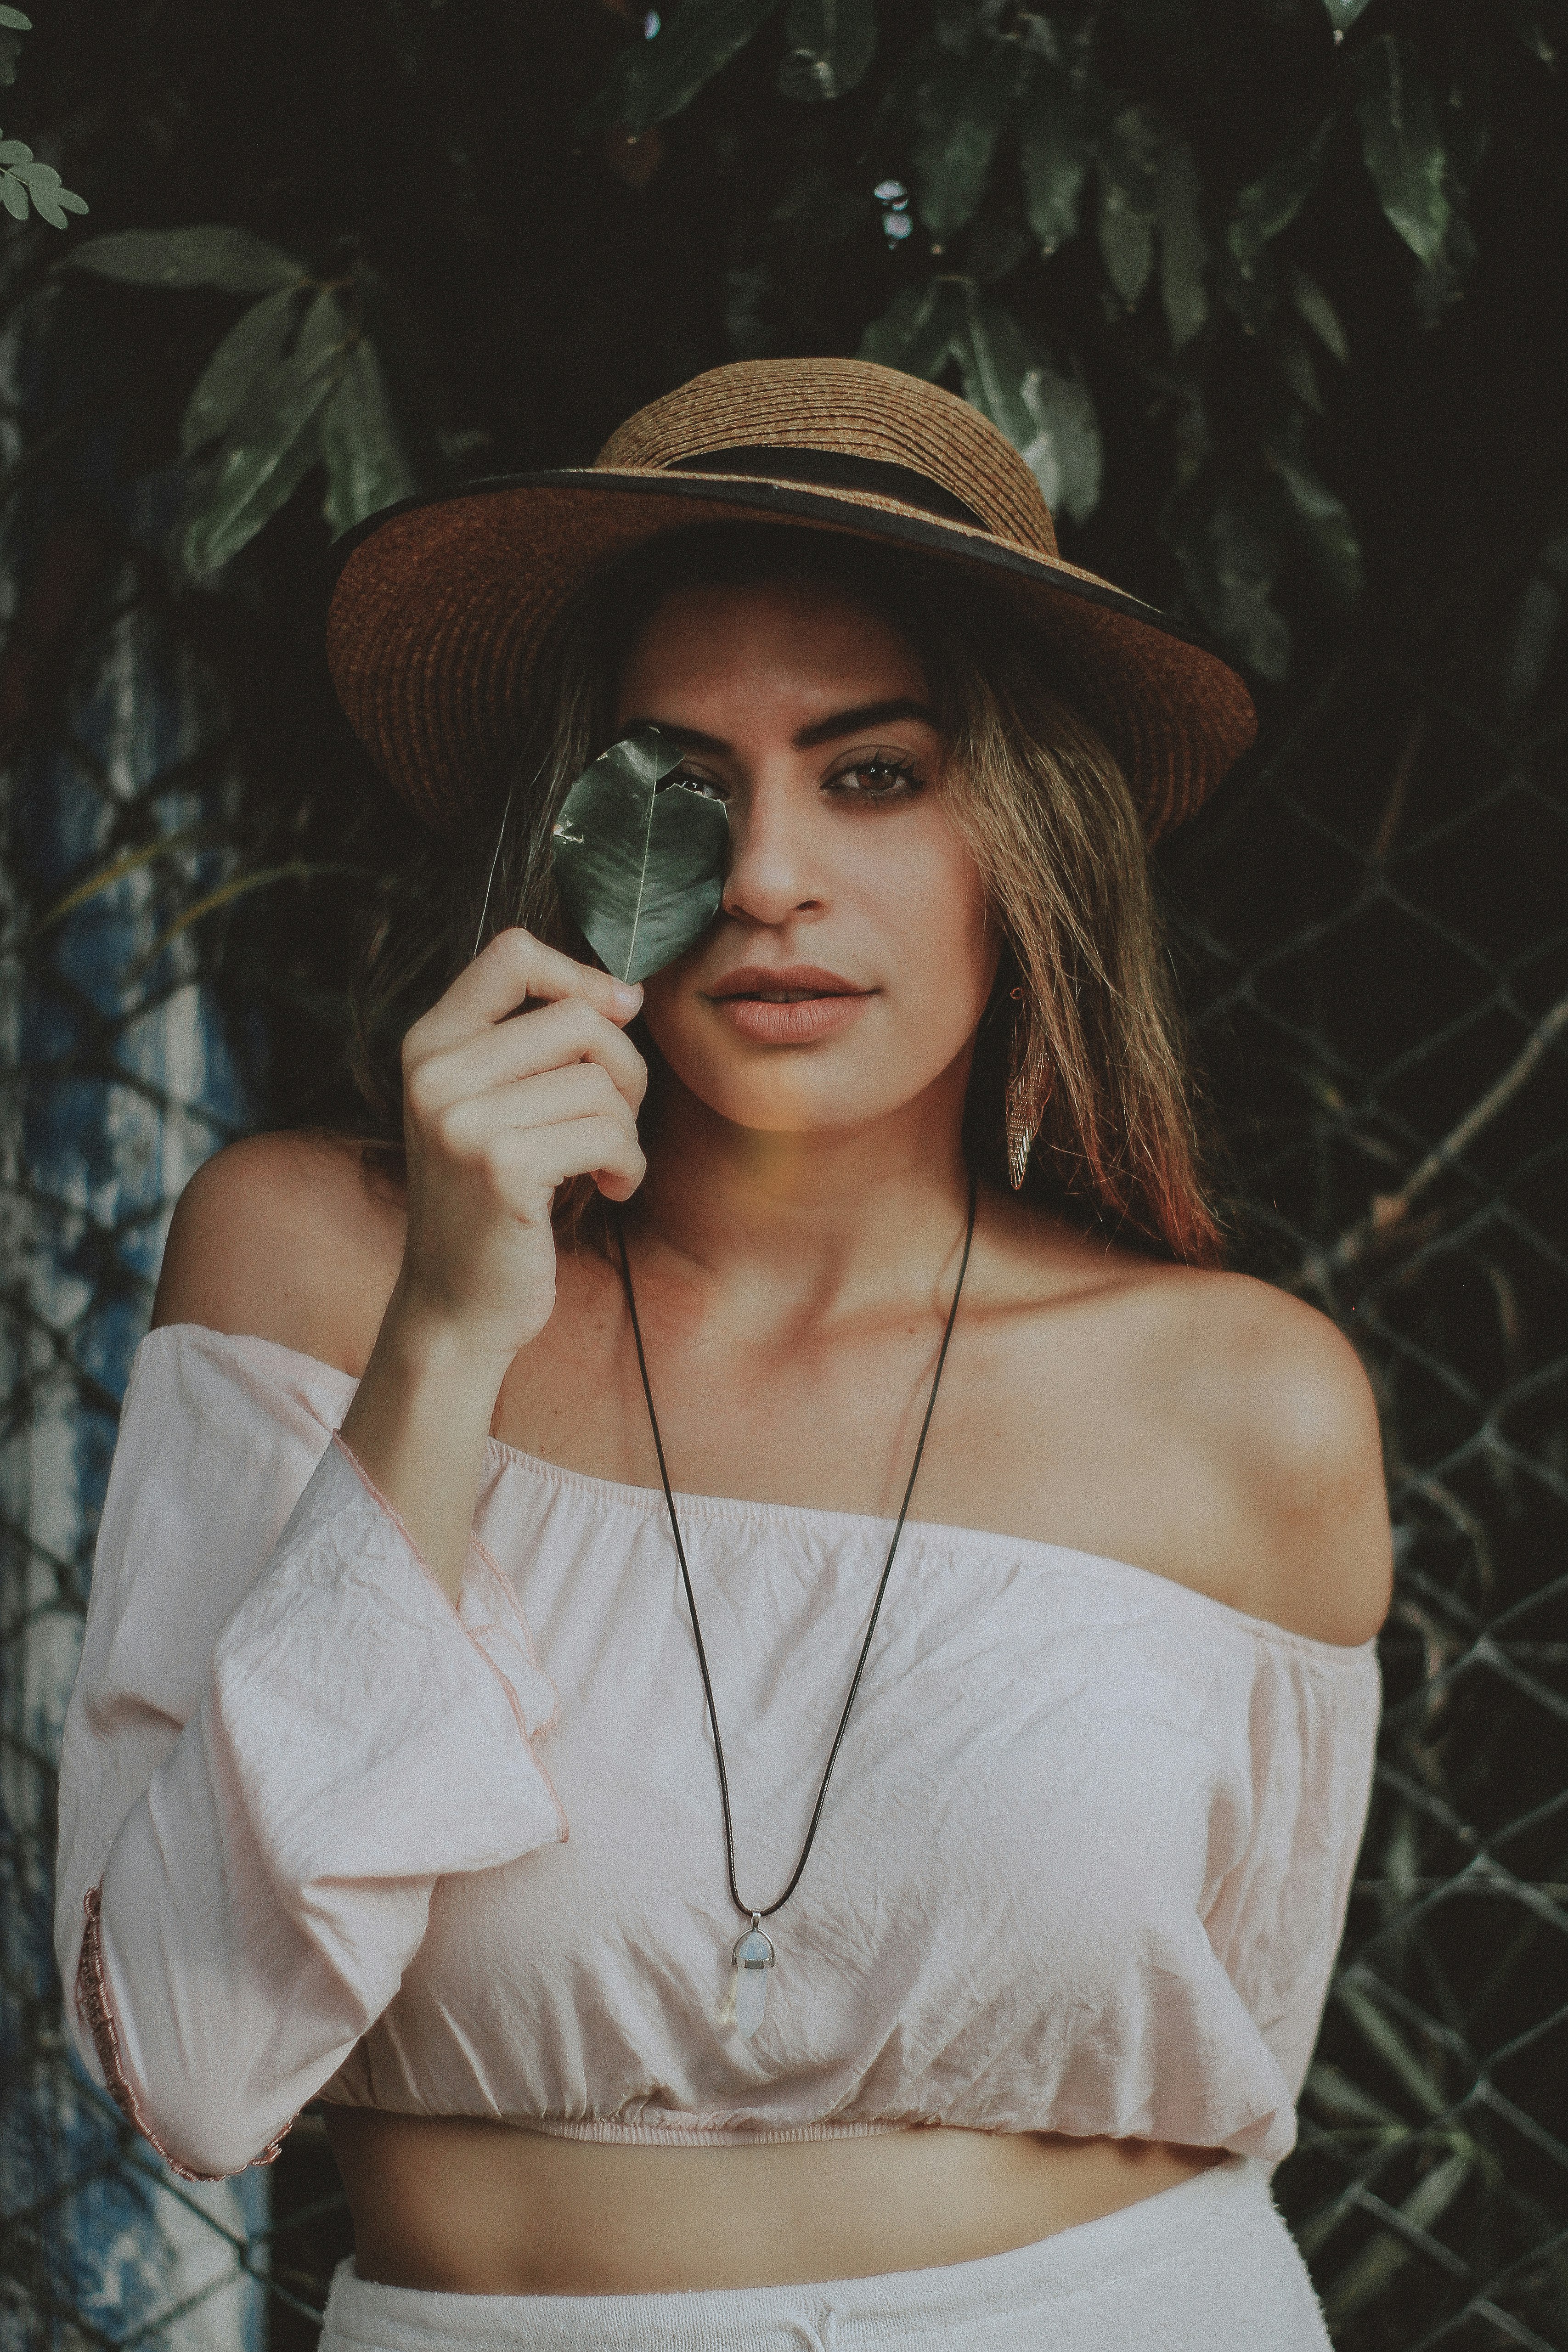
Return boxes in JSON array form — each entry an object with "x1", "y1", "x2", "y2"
[
  {"x1": 1145, "y1": 1265, "x2": 1393, "y2": 1646},
  {"x1": 151, "y1": 1131, "x2": 406, "y2": 1376}
]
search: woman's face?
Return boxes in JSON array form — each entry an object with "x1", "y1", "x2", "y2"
[{"x1": 614, "y1": 573, "x2": 998, "y2": 1145}]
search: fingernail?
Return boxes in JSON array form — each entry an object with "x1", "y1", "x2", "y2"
[{"x1": 612, "y1": 981, "x2": 643, "y2": 1013}]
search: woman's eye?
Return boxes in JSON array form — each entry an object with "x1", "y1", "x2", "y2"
[{"x1": 826, "y1": 758, "x2": 921, "y2": 801}]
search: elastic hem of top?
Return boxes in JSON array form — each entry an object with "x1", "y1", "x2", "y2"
[{"x1": 520, "y1": 2114, "x2": 919, "y2": 2147}]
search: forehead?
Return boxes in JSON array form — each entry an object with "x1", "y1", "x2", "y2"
[{"x1": 614, "y1": 575, "x2": 931, "y2": 716}]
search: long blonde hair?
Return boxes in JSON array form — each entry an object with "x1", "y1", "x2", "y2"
[{"x1": 349, "y1": 524, "x2": 1220, "y2": 1265}]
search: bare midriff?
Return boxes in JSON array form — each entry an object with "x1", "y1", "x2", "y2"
[{"x1": 325, "y1": 2109, "x2": 1228, "y2": 2295}]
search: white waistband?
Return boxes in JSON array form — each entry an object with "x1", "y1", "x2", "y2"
[{"x1": 317, "y1": 2156, "x2": 1332, "y2": 2351}]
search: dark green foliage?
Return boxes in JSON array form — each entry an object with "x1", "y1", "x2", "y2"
[
  {"x1": 584, "y1": 0, "x2": 787, "y2": 137},
  {"x1": 778, "y1": 0, "x2": 879, "y2": 101},
  {"x1": 14, "y1": 0, "x2": 1551, "y2": 683},
  {"x1": 1352, "y1": 35, "x2": 1449, "y2": 267},
  {"x1": 59, "y1": 227, "x2": 415, "y2": 574},
  {"x1": 0, "y1": 5, "x2": 87, "y2": 214},
  {"x1": 0, "y1": 129, "x2": 85, "y2": 224},
  {"x1": 0, "y1": 2, "x2": 28, "y2": 87},
  {"x1": 61, "y1": 222, "x2": 301, "y2": 291},
  {"x1": 552, "y1": 728, "x2": 730, "y2": 984}
]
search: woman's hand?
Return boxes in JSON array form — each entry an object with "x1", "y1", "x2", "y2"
[
  {"x1": 339, "y1": 931, "x2": 645, "y2": 1598},
  {"x1": 396, "y1": 929, "x2": 647, "y2": 1366}
]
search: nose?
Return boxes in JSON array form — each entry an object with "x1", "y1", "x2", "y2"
[{"x1": 720, "y1": 779, "x2": 827, "y2": 929}]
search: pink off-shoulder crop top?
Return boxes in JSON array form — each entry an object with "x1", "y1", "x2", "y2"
[{"x1": 54, "y1": 1323, "x2": 1381, "y2": 2183}]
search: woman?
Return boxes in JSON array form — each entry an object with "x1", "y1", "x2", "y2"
[{"x1": 56, "y1": 359, "x2": 1390, "y2": 2349}]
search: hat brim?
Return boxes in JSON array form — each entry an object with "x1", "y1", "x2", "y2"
[{"x1": 325, "y1": 466, "x2": 1257, "y2": 841}]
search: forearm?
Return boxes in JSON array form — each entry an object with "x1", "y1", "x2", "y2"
[{"x1": 338, "y1": 1281, "x2": 513, "y2": 1602}]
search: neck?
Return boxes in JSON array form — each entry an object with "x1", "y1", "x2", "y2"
[{"x1": 626, "y1": 1066, "x2": 974, "y2": 1318}]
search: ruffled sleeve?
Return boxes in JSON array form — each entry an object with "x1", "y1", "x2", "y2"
[
  {"x1": 1202, "y1": 1631, "x2": 1381, "y2": 2135},
  {"x1": 54, "y1": 1325, "x2": 565, "y2": 2181}
]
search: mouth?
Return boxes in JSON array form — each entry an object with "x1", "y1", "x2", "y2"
[
  {"x1": 706, "y1": 965, "x2": 872, "y2": 1003},
  {"x1": 704, "y1": 965, "x2": 875, "y2": 1044}
]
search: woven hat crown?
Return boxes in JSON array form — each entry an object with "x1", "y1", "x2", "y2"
[{"x1": 595, "y1": 357, "x2": 1059, "y2": 558}]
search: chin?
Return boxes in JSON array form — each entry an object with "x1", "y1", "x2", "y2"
[
  {"x1": 652, "y1": 1034, "x2": 959, "y2": 1145},
  {"x1": 688, "y1": 1072, "x2": 906, "y2": 1138}
]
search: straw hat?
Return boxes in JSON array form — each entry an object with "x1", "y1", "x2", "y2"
[{"x1": 325, "y1": 356, "x2": 1255, "y2": 841}]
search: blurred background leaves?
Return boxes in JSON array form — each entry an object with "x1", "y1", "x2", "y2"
[{"x1": 1, "y1": 0, "x2": 1560, "y2": 686}]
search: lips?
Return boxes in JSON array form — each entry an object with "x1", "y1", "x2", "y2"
[
  {"x1": 705, "y1": 964, "x2": 874, "y2": 1046},
  {"x1": 708, "y1": 964, "x2": 870, "y2": 1002}
]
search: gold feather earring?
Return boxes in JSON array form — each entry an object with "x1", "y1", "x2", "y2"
[{"x1": 1004, "y1": 983, "x2": 1054, "y2": 1191}]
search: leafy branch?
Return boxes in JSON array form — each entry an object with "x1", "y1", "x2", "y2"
[
  {"x1": 573, "y1": 0, "x2": 1553, "y2": 680},
  {"x1": 0, "y1": 8, "x2": 88, "y2": 226},
  {"x1": 60, "y1": 225, "x2": 418, "y2": 574},
  {"x1": 0, "y1": 0, "x2": 27, "y2": 86},
  {"x1": 0, "y1": 132, "x2": 86, "y2": 229}
]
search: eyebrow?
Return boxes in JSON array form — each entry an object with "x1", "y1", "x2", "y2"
[{"x1": 620, "y1": 697, "x2": 942, "y2": 757}]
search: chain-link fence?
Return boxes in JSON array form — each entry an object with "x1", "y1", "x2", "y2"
[{"x1": 3, "y1": 341, "x2": 1565, "y2": 2348}]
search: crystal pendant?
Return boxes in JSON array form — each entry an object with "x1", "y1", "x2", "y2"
[{"x1": 729, "y1": 1916, "x2": 775, "y2": 2041}]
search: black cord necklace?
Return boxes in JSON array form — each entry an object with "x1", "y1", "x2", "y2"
[{"x1": 613, "y1": 1174, "x2": 978, "y2": 2040}]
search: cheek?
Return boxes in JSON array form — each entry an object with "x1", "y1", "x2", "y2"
[{"x1": 862, "y1": 821, "x2": 997, "y2": 1033}]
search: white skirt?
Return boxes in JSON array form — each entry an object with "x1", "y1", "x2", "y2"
[{"x1": 316, "y1": 2154, "x2": 1332, "y2": 2350}]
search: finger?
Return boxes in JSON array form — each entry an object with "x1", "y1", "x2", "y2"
[
  {"x1": 433, "y1": 1062, "x2": 633, "y2": 1152},
  {"x1": 410, "y1": 929, "x2": 642, "y2": 1060},
  {"x1": 409, "y1": 998, "x2": 647, "y2": 1121},
  {"x1": 484, "y1": 1111, "x2": 646, "y2": 1205}
]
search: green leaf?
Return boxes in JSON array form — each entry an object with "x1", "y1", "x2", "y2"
[
  {"x1": 17, "y1": 159, "x2": 86, "y2": 230},
  {"x1": 0, "y1": 9, "x2": 32, "y2": 28},
  {"x1": 1502, "y1": 0, "x2": 1557, "y2": 66},
  {"x1": 1016, "y1": 65, "x2": 1088, "y2": 256},
  {"x1": 914, "y1": 36, "x2": 1023, "y2": 244},
  {"x1": 587, "y1": 0, "x2": 784, "y2": 138},
  {"x1": 1227, "y1": 112, "x2": 1338, "y2": 276},
  {"x1": 1322, "y1": 2150, "x2": 1474, "y2": 2325},
  {"x1": 857, "y1": 278, "x2": 967, "y2": 378},
  {"x1": 1172, "y1": 482, "x2": 1292, "y2": 680},
  {"x1": 1321, "y1": 0, "x2": 1374, "y2": 31},
  {"x1": 60, "y1": 224, "x2": 305, "y2": 293},
  {"x1": 1352, "y1": 34, "x2": 1449, "y2": 266},
  {"x1": 931, "y1": 0, "x2": 974, "y2": 56},
  {"x1": 1271, "y1": 321, "x2": 1322, "y2": 412},
  {"x1": 180, "y1": 285, "x2": 302, "y2": 457},
  {"x1": 955, "y1": 292, "x2": 1036, "y2": 452},
  {"x1": 321, "y1": 338, "x2": 420, "y2": 536},
  {"x1": 957, "y1": 295, "x2": 1101, "y2": 523},
  {"x1": 0, "y1": 136, "x2": 30, "y2": 164},
  {"x1": 1333, "y1": 1975, "x2": 1448, "y2": 2116},
  {"x1": 1304, "y1": 2061, "x2": 1403, "y2": 2130},
  {"x1": 180, "y1": 289, "x2": 346, "y2": 576},
  {"x1": 777, "y1": 0, "x2": 876, "y2": 101},
  {"x1": 0, "y1": 167, "x2": 27, "y2": 219},
  {"x1": 551, "y1": 728, "x2": 729, "y2": 985},
  {"x1": 1267, "y1": 421, "x2": 1364, "y2": 602},
  {"x1": 1157, "y1": 136, "x2": 1207, "y2": 350},
  {"x1": 1290, "y1": 266, "x2": 1348, "y2": 363},
  {"x1": 1095, "y1": 104, "x2": 1165, "y2": 310}
]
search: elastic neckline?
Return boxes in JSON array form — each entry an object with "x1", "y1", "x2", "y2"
[{"x1": 143, "y1": 1321, "x2": 1381, "y2": 1667}]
